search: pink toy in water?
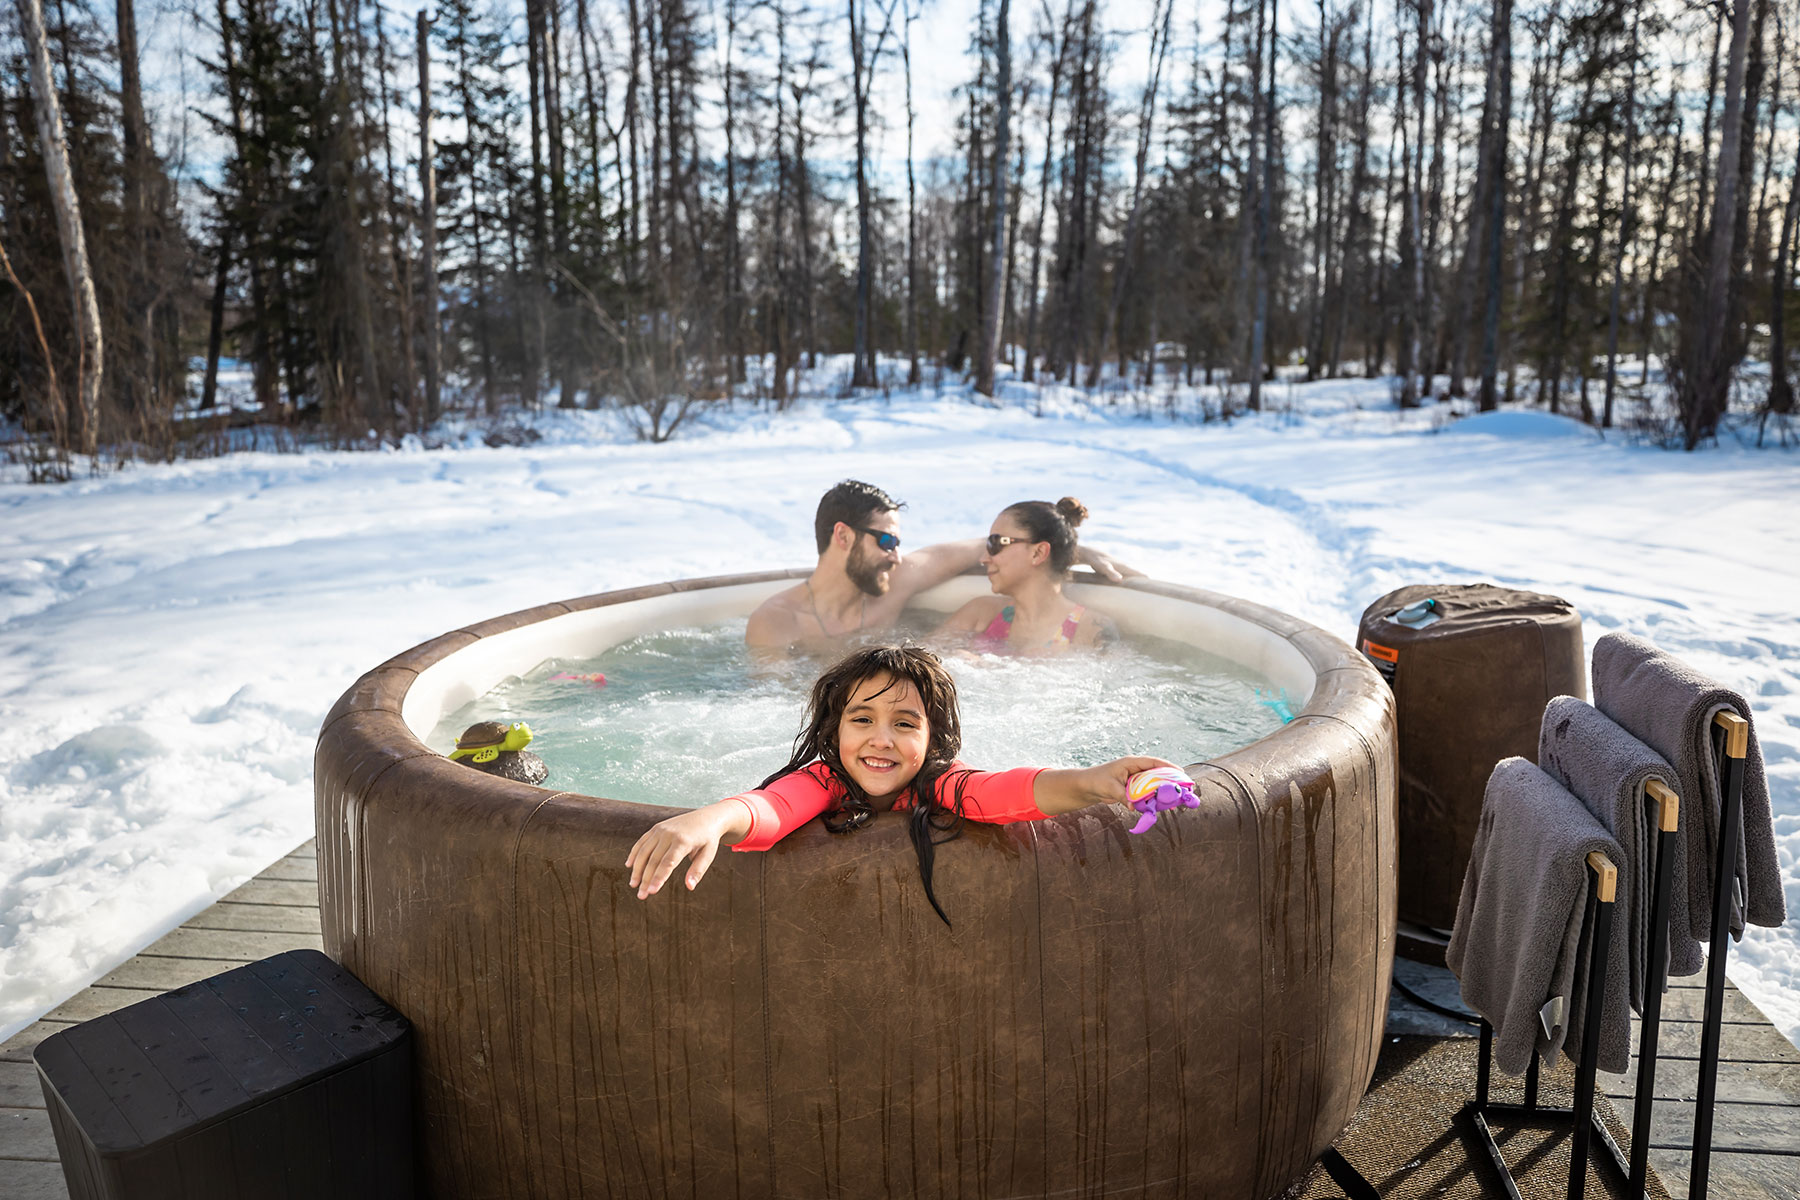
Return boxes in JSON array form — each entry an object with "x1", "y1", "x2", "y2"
[
  {"x1": 553, "y1": 672, "x2": 607, "y2": 687},
  {"x1": 1125, "y1": 766, "x2": 1199, "y2": 834}
]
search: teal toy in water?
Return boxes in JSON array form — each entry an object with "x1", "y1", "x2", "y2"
[
  {"x1": 1257, "y1": 687, "x2": 1297, "y2": 723},
  {"x1": 451, "y1": 721, "x2": 549, "y2": 785}
]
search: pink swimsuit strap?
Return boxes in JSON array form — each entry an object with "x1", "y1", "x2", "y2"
[{"x1": 979, "y1": 604, "x2": 1085, "y2": 648}]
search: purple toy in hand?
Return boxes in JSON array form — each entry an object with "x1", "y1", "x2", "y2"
[{"x1": 1125, "y1": 766, "x2": 1200, "y2": 833}]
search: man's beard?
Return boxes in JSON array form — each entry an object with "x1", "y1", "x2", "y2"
[{"x1": 846, "y1": 545, "x2": 891, "y2": 597}]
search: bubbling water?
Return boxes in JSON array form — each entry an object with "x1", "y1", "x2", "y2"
[{"x1": 430, "y1": 617, "x2": 1291, "y2": 805}]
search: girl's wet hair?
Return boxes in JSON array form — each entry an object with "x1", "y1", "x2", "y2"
[
  {"x1": 759, "y1": 644, "x2": 971, "y2": 926},
  {"x1": 1000, "y1": 496, "x2": 1089, "y2": 574}
]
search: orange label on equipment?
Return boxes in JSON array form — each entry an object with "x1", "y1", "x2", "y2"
[{"x1": 1362, "y1": 639, "x2": 1398, "y2": 663}]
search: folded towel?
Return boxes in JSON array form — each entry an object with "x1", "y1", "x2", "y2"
[
  {"x1": 1538, "y1": 696, "x2": 1675, "y2": 1069},
  {"x1": 1591, "y1": 633, "x2": 1786, "y2": 946},
  {"x1": 1448, "y1": 757, "x2": 1627, "y2": 1075}
]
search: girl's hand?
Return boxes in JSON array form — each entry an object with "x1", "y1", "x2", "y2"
[
  {"x1": 1033, "y1": 756, "x2": 1181, "y2": 814},
  {"x1": 1080, "y1": 756, "x2": 1182, "y2": 806},
  {"x1": 625, "y1": 799, "x2": 752, "y2": 900}
]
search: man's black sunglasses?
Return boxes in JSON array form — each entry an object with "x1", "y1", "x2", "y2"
[{"x1": 854, "y1": 526, "x2": 901, "y2": 552}]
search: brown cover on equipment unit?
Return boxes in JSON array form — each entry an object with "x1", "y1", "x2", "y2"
[
  {"x1": 317, "y1": 573, "x2": 1397, "y2": 1200},
  {"x1": 1357, "y1": 583, "x2": 1584, "y2": 931}
]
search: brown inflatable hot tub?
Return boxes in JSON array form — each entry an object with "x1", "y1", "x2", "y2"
[{"x1": 314, "y1": 571, "x2": 1397, "y2": 1200}]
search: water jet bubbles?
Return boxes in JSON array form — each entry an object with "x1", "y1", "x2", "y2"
[{"x1": 433, "y1": 617, "x2": 1285, "y2": 804}]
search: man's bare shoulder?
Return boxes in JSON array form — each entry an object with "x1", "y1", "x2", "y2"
[{"x1": 746, "y1": 584, "x2": 811, "y2": 648}]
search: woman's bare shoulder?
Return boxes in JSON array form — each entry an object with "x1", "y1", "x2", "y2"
[{"x1": 937, "y1": 594, "x2": 1009, "y2": 632}]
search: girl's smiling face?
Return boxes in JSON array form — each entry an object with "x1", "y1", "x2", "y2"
[{"x1": 836, "y1": 672, "x2": 931, "y2": 801}]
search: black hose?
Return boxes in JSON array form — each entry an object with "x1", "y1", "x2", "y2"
[{"x1": 1392, "y1": 971, "x2": 1480, "y2": 1025}]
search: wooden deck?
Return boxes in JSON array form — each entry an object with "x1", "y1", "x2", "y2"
[
  {"x1": 0, "y1": 840, "x2": 320, "y2": 1200},
  {"x1": 1598, "y1": 975, "x2": 1800, "y2": 1198},
  {"x1": 2, "y1": 838, "x2": 1795, "y2": 1199}
]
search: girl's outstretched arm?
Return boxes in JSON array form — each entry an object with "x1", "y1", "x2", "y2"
[
  {"x1": 1032, "y1": 756, "x2": 1181, "y2": 815},
  {"x1": 626, "y1": 799, "x2": 754, "y2": 899}
]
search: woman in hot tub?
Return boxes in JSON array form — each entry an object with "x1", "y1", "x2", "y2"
[{"x1": 934, "y1": 497, "x2": 1117, "y2": 653}]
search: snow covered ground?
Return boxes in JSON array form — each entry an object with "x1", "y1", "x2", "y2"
[{"x1": 3, "y1": 374, "x2": 1797, "y2": 1047}]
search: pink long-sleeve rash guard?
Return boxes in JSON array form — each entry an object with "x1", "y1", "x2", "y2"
[{"x1": 728, "y1": 761, "x2": 1049, "y2": 852}]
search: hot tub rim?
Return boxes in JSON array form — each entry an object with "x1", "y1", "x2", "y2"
[{"x1": 315, "y1": 568, "x2": 1385, "y2": 821}]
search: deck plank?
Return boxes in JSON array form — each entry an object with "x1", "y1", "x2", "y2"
[
  {"x1": 1631, "y1": 1020, "x2": 1800, "y2": 1063},
  {"x1": 0, "y1": 1024, "x2": 76, "y2": 1066},
  {"x1": 183, "y1": 902, "x2": 324, "y2": 935},
  {"x1": 0, "y1": 1159, "x2": 71, "y2": 1200},
  {"x1": 1637, "y1": 1096, "x2": 1800, "y2": 1153},
  {"x1": 0, "y1": 1107, "x2": 60, "y2": 1160},
  {"x1": 93, "y1": 956, "x2": 253, "y2": 992},
  {"x1": 0, "y1": 1063, "x2": 45, "y2": 1110},
  {"x1": 256, "y1": 855, "x2": 319, "y2": 883},
  {"x1": 43, "y1": 988, "x2": 164, "y2": 1024},
  {"x1": 221, "y1": 878, "x2": 319, "y2": 907},
  {"x1": 1601, "y1": 1058, "x2": 1800, "y2": 1105},
  {"x1": 1642, "y1": 1148, "x2": 1800, "y2": 1199},
  {"x1": 1648, "y1": 983, "x2": 1769, "y2": 1023},
  {"x1": 134, "y1": 926, "x2": 321, "y2": 961}
]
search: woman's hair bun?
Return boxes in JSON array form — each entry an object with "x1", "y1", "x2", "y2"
[{"x1": 1055, "y1": 497, "x2": 1089, "y2": 528}]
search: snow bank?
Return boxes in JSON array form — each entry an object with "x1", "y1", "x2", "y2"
[{"x1": 2, "y1": 380, "x2": 1796, "y2": 1049}]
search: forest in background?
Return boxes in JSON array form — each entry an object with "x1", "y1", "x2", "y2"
[{"x1": 0, "y1": 0, "x2": 1792, "y2": 479}]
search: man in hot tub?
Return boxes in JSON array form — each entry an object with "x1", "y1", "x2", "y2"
[{"x1": 746, "y1": 479, "x2": 1138, "y2": 650}]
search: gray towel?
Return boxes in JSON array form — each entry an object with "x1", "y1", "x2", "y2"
[
  {"x1": 1591, "y1": 632, "x2": 1786, "y2": 946},
  {"x1": 1448, "y1": 757, "x2": 1626, "y2": 1075},
  {"x1": 1538, "y1": 696, "x2": 1675, "y2": 1069}
]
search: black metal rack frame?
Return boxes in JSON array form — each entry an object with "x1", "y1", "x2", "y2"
[{"x1": 1458, "y1": 710, "x2": 1749, "y2": 1200}]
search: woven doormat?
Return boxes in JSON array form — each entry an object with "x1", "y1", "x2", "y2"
[{"x1": 1292, "y1": 1036, "x2": 1670, "y2": 1199}]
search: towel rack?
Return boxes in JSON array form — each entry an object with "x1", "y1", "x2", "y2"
[
  {"x1": 1463, "y1": 710, "x2": 1747, "y2": 1200},
  {"x1": 1462, "y1": 851, "x2": 1620, "y2": 1200},
  {"x1": 1689, "y1": 710, "x2": 1749, "y2": 1200},
  {"x1": 1623, "y1": 778, "x2": 1680, "y2": 1197}
]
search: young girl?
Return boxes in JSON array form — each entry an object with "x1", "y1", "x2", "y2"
[{"x1": 625, "y1": 644, "x2": 1177, "y2": 924}]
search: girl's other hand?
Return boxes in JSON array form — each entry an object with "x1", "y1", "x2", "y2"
[{"x1": 625, "y1": 799, "x2": 752, "y2": 900}]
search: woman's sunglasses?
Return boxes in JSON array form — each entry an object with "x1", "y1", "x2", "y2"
[
  {"x1": 854, "y1": 526, "x2": 901, "y2": 552},
  {"x1": 986, "y1": 533, "x2": 1034, "y2": 555}
]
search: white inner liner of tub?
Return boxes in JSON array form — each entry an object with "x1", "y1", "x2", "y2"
[{"x1": 401, "y1": 577, "x2": 1321, "y2": 744}]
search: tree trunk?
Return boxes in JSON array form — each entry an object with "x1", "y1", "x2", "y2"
[
  {"x1": 1681, "y1": 0, "x2": 1753, "y2": 447},
  {"x1": 1771, "y1": 152, "x2": 1800, "y2": 416},
  {"x1": 1023, "y1": 0, "x2": 1070, "y2": 385},
  {"x1": 723, "y1": 0, "x2": 743, "y2": 384},
  {"x1": 976, "y1": 0, "x2": 1013, "y2": 397},
  {"x1": 1476, "y1": 0, "x2": 1510, "y2": 411},
  {"x1": 1248, "y1": 0, "x2": 1278, "y2": 408},
  {"x1": 1504, "y1": 0, "x2": 1565, "y2": 404},
  {"x1": 904, "y1": 2, "x2": 921, "y2": 385},
  {"x1": 1602, "y1": 0, "x2": 1638, "y2": 429},
  {"x1": 18, "y1": 0, "x2": 101, "y2": 453},
  {"x1": 1540, "y1": 63, "x2": 1598, "y2": 416},
  {"x1": 1090, "y1": 0, "x2": 1172, "y2": 388},
  {"x1": 625, "y1": 0, "x2": 644, "y2": 269},
  {"x1": 1306, "y1": 1, "x2": 1341, "y2": 381},
  {"x1": 419, "y1": 9, "x2": 441, "y2": 423},
  {"x1": 116, "y1": 0, "x2": 156, "y2": 415},
  {"x1": 201, "y1": 227, "x2": 231, "y2": 413},
  {"x1": 1399, "y1": 1, "x2": 1428, "y2": 408},
  {"x1": 850, "y1": 0, "x2": 875, "y2": 387}
]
